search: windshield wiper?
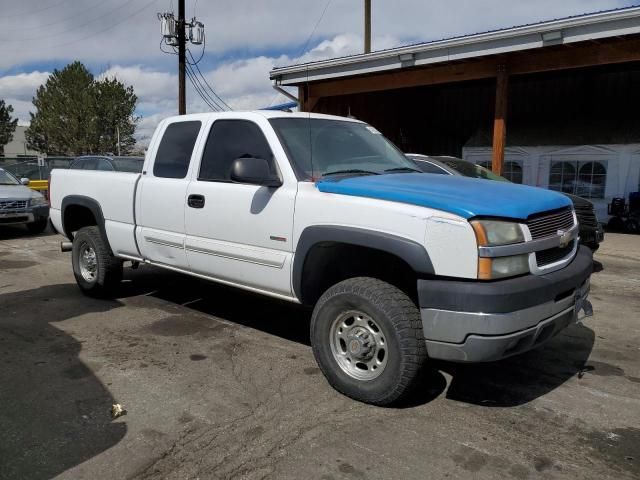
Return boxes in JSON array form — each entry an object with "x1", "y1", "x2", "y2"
[
  {"x1": 384, "y1": 167, "x2": 421, "y2": 173},
  {"x1": 322, "y1": 169, "x2": 380, "y2": 177}
]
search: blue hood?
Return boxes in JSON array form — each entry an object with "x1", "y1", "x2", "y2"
[{"x1": 316, "y1": 173, "x2": 571, "y2": 220}]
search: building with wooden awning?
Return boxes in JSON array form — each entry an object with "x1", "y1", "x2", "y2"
[{"x1": 270, "y1": 6, "x2": 640, "y2": 218}]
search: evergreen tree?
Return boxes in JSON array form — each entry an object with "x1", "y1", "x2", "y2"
[
  {"x1": 26, "y1": 61, "x2": 138, "y2": 155},
  {"x1": 0, "y1": 100, "x2": 18, "y2": 155}
]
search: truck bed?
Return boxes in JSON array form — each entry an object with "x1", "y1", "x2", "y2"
[{"x1": 49, "y1": 169, "x2": 141, "y2": 259}]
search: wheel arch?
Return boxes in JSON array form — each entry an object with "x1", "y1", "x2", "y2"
[
  {"x1": 61, "y1": 195, "x2": 112, "y2": 253},
  {"x1": 293, "y1": 225, "x2": 434, "y2": 305}
]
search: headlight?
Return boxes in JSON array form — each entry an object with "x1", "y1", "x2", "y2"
[
  {"x1": 478, "y1": 254, "x2": 530, "y2": 280},
  {"x1": 470, "y1": 220, "x2": 525, "y2": 246},
  {"x1": 471, "y1": 220, "x2": 529, "y2": 279},
  {"x1": 30, "y1": 195, "x2": 47, "y2": 206}
]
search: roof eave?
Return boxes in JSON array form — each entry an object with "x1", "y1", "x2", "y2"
[{"x1": 270, "y1": 6, "x2": 640, "y2": 86}]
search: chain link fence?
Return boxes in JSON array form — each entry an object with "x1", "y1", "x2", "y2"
[{"x1": 0, "y1": 157, "x2": 74, "y2": 181}]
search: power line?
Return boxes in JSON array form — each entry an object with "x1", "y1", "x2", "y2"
[
  {"x1": 7, "y1": 0, "x2": 143, "y2": 43},
  {"x1": 186, "y1": 49, "x2": 232, "y2": 110},
  {"x1": 267, "y1": 0, "x2": 333, "y2": 107},
  {"x1": 4, "y1": 0, "x2": 72, "y2": 19},
  {"x1": 186, "y1": 62, "x2": 226, "y2": 111},
  {"x1": 18, "y1": 0, "x2": 158, "y2": 50},
  {"x1": 185, "y1": 64, "x2": 219, "y2": 111},
  {"x1": 2, "y1": 0, "x2": 105, "y2": 33}
]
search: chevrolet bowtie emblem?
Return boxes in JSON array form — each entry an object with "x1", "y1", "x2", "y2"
[{"x1": 557, "y1": 229, "x2": 571, "y2": 248}]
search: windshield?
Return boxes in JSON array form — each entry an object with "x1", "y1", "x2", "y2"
[
  {"x1": 112, "y1": 157, "x2": 144, "y2": 173},
  {"x1": 439, "y1": 159, "x2": 510, "y2": 182},
  {"x1": 270, "y1": 118, "x2": 419, "y2": 180},
  {"x1": 0, "y1": 168, "x2": 20, "y2": 185}
]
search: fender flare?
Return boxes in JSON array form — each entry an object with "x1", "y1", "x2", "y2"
[
  {"x1": 61, "y1": 195, "x2": 112, "y2": 252},
  {"x1": 292, "y1": 225, "x2": 434, "y2": 301}
]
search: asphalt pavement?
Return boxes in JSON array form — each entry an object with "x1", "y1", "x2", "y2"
[{"x1": 0, "y1": 225, "x2": 639, "y2": 480}]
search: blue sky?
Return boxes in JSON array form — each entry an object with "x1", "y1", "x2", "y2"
[{"x1": 0, "y1": 0, "x2": 636, "y2": 143}]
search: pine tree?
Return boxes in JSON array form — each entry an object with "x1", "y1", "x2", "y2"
[
  {"x1": 0, "y1": 100, "x2": 18, "y2": 155},
  {"x1": 26, "y1": 61, "x2": 138, "y2": 155}
]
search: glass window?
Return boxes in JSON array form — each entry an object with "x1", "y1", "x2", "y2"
[
  {"x1": 153, "y1": 121, "x2": 201, "y2": 179},
  {"x1": 549, "y1": 161, "x2": 606, "y2": 199},
  {"x1": 76, "y1": 158, "x2": 97, "y2": 170},
  {"x1": 503, "y1": 161, "x2": 523, "y2": 184},
  {"x1": 474, "y1": 160, "x2": 521, "y2": 183},
  {"x1": 549, "y1": 161, "x2": 576, "y2": 194},
  {"x1": 96, "y1": 159, "x2": 114, "y2": 171},
  {"x1": 270, "y1": 118, "x2": 418, "y2": 180},
  {"x1": 199, "y1": 120, "x2": 275, "y2": 182},
  {"x1": 413, "y1": 160, "x2": 448, "y2": 174},
  {"x1": 0, "y1": 168, "x2": 20, "y2": 185},
  {"x1": 112, "y1": 157, "x2": 145, "y2": 173}
]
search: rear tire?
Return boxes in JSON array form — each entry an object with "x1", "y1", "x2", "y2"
[
  {"x1": 310, "y1": 277, "x2": 427, "y2": 406},
  {"x1": 26, "y1": 219, "x2": 48, "y2": 234},
  {"x1": 72, "y1": 226, "x2": 122, "y2": 297}
]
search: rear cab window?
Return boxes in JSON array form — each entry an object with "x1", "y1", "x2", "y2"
[{"x1": 153, "y1": 121, "x2": 202, "y2": 178}]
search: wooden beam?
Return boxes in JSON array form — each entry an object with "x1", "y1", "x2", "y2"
[
  {"x1": 303, "y1": 36, "x2": 640, "y2": 99},
  {"x1": 491, "y1": 65, "x2": 509, "y2": 176},
  {"x1": 308, "y1": 59, "x2": 499, "y2": 98}
]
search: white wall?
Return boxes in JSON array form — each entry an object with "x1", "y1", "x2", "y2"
[{"x1": 463, "y1": 144, "x2": 640, "y2": 222}]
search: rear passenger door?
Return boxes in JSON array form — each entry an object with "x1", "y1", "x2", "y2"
[
  {"x1": 136, "y1": 119, "x2": 202, "y2": 269},
  {"x1": 184, "y1": 118, "x2": 296, "y2": 297}
]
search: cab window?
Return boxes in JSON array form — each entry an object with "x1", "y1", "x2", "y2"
[
  {"x1": 153, "y1": 121, "x2": 201, "y2": 179},
  {"x1": 198, "y1": 120, "x2": 276, "y2": 182}
]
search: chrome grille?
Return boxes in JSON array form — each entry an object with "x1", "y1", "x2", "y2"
[
  {"x1": 527, "y1": 207, "x2": 574, "y2": 240},
  {"x1": 0, "y1": 199, "x2": 28, "y2": 211},
  {"x1": 574, "y1": 204, "x2": 598, "y2": 229}
]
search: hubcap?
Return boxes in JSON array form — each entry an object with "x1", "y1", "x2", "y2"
[
  {"x1": 79, "y1": 243, "x2": 98, "y2": 283},
  {"x1": 330, "y1": 310, "x2": 387, "y2": 381}
]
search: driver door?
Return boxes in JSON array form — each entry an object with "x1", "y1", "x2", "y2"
[{"x1": 184, "y1": 118, "x2": 296, "y2": 297}]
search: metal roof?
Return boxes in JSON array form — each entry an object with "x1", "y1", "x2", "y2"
[{"x1": 271, "y1": 5, "x2": 640, "y2": 86}]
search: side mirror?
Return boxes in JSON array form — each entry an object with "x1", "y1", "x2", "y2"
[
  {"x1": 21, "y1": 178, "x2": 30, "y2": 185},
  {"x1": 230, "y1": 157, "x2": 282, "y2": 187}
]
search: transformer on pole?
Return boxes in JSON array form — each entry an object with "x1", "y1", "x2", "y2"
[{"x1": 157, "y1": 3, "x2": 206, "y2": 114}]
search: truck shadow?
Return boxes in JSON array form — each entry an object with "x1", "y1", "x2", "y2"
[
  {"x1": 438, "y1": 324, "x2": 596, "y2": 407},
  {"x1": 121, "y1": 266, "x2": 596, "y2": 409},
  {"x1": 0, "y1": 284, "x2": 127, "y2": 480},
  {"x1": 121, "y1": 266, "x2": 313, "y2": 346}
]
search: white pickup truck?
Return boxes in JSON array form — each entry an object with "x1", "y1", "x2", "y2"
[{"x1": 50, "y1": 111, "x2": 593, "y2": 405}]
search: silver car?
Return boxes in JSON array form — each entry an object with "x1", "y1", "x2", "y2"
[{"x1": 0, "y1": 168, "x2": 50, "y2": 234}]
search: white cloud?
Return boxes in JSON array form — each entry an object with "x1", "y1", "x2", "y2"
[{"x1": 1, "y1": 0, "x2": 633, "y2": 146}]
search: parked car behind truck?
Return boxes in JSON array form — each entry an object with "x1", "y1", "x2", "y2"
[
  {"x1": 50, "y1": 112, "x2": 593, "y2": 405},
  {"x1": 0, "y1": 168, "x2": 49, "y2": 233}
]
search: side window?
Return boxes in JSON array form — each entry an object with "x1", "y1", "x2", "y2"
[
  {"x1": 199, "y1": 120, "x2": 275, "y2": 182},
  {"x1": 415, "y1": 161, "x2": 448, "y2": 174},
  {"x1": 96, "y1": 159, "x2": 113, "y2": 171},
  {"x1": 81, "y1": 158, "x2": 97, "y2": 170},
  {"x1": 153, "y1": 121, "x2": 201, "y2": 179}
]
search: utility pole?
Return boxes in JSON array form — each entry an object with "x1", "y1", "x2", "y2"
[
  {"x1": 364, "y1": 0, "x2": 371, "y2": 53},
  {"x1": 177, "y1": 0, "x2": 186, "y2": 115},
  {"x1": 158, "y1": 5, "x2": 206, "y2": 115}
]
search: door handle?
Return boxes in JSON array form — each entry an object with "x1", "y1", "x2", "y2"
[{"x1": 188, "y1": 194, "x2": 205, "y2": 208}]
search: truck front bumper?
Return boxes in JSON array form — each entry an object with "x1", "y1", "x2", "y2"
[{"x1": 418, "y1": 246, "x2": 593, "y2": 362}]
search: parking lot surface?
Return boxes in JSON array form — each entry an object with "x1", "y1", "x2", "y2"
[{"x1": 0, "y1": 226, "x2": 639, "y2": 480}]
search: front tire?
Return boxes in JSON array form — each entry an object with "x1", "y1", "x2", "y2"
[
  {"x1": 310, "y1": 277, "x2": 427, "y2": 406},
  {"x1": 72, "y1": 226, "x2": 122, "y2": 297}
]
